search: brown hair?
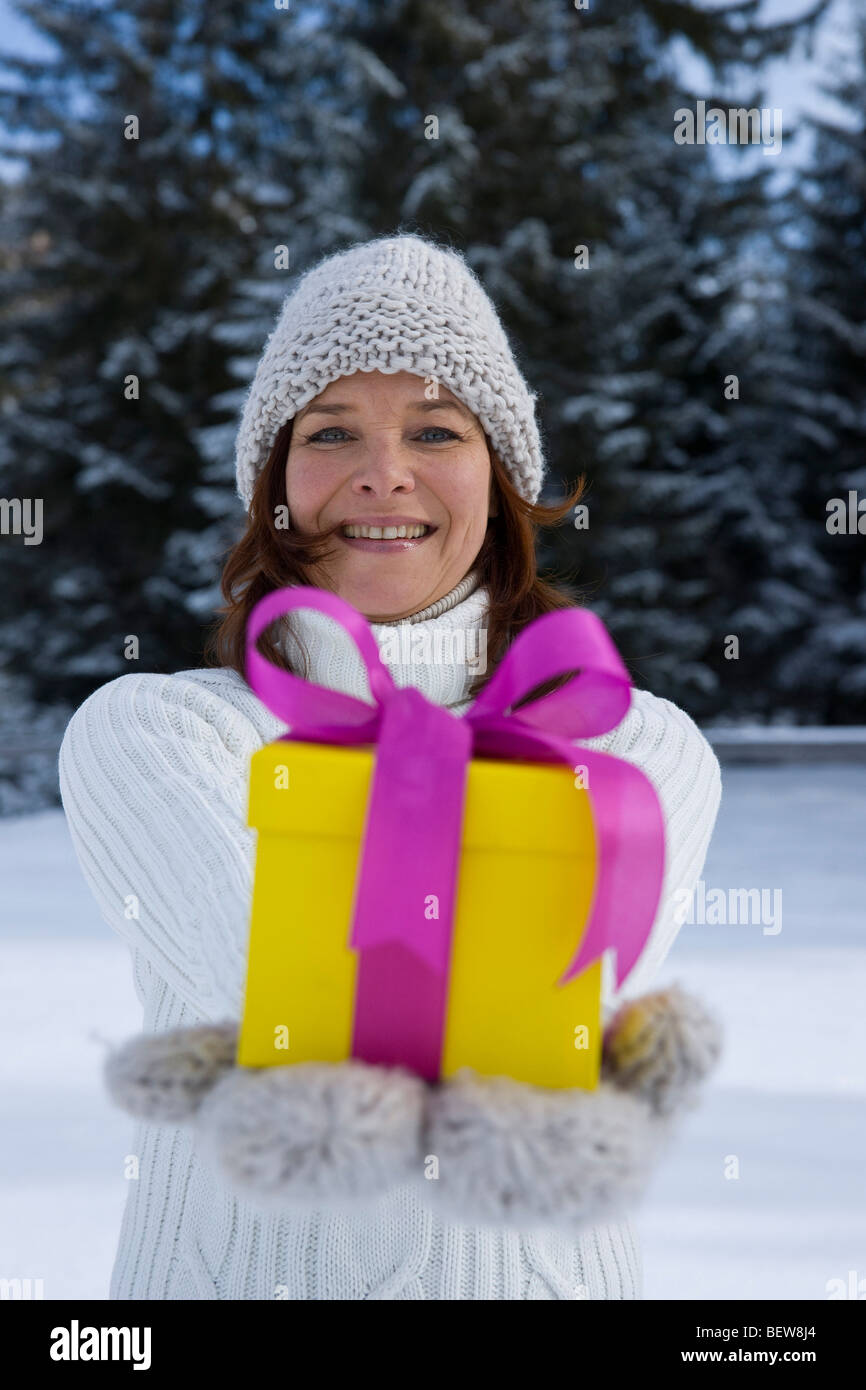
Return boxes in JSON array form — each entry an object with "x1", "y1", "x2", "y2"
[{"x1": 203, "y1": 418, "x2": 587, "y2": 704}]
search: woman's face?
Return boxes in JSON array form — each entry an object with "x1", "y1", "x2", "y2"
[{"x1": 284, "y1": 370, "x2": 495, "y2": 621}]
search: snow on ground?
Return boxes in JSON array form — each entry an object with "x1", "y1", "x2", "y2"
[
  {"x1": 0, "y1": 811, "x2": 142, "y2": 1301},
  {"x1": 636, "y1": 762, "x2": 866, "y2": 1301},
  {"x1": 1, "y1": 763, "x2": 865, "y2": 1301}
]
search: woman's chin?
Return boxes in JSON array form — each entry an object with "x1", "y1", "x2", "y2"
[
  {"x1": 335, "y1": 577, "x2": 433, "y2": 622},
  {"x1": 364, "y1": 593, "x2": 430, "y2": 622}
]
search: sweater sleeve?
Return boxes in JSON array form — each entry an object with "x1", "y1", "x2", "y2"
[
  {"x1": 58, "y1": 671, "x2": 267, "y2": 1022},
  {"x1": 576, "y1": 686, "x2": 722, "y2": 1012}
]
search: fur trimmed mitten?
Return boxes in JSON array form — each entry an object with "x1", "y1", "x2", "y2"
[
  {"x1": 421, "y1": 983, "x2": 722, "y2": 1231},
  {"x1": 104, "y1": 1023, "x2": 427, "y2": 1211},
  {"x1": 103, "y1": 983, "x2": 722, "y2": 1232}
]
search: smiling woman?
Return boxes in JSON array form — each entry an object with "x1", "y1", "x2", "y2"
[
  {"x1": 58, "y1": 232, "x2": 722, "y2": 1302},
  {"x1": 207, "y1": 393, "x2": 585, "y2": 700},
  {"x1": 208, "y1": 404, "x2": 587, "y2": 704},
  {"x1": 283, "y1": 372, "x2": 495, "y2": 622}
]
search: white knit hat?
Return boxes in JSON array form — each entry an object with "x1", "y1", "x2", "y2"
[{"x1": 234, "y1": 233, "x2": 546, "y2": 509}]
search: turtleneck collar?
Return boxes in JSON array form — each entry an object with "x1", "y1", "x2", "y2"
[
  {"x1": 279, "y1": 569, "x2": 490, "y2": 715},
  {"x1": 376, "y1": 567, "x2": 482, "y2": 625}
]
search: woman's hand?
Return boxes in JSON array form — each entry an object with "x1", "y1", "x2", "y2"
[
  {"x1": 102, "y1": 984, "x2": 721, "y2": 1230},
  {"x1": 104, "y1": 1021, "x2": 426, "y2": 1212},
  {"x1": 422, "y1": 983, "x2": 722, "y2": 1232}
]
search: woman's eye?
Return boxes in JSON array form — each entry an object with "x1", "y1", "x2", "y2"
[
  {"x1": 305, "y1": 427, "x2": 350, "y2": 443},
  {"x1": 416, "y1": 427, "x2": 458, "y2": 442},
  {"x1": 304, "y1": 426, "x2": 459, "y2": 444}
]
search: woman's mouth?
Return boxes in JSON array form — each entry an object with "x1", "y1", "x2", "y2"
[{"x1": 339, "y1": 522, "x2": 436, "y2": 552}]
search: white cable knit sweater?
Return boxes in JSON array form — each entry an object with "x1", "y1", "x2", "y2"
[{"x1": 58, "y1": 579, "x2": 721, "y2": 1301}]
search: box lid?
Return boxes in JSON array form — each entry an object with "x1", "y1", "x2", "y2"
[{"x1": 248, "y1": 739, "x2": 595, "y2": 857}]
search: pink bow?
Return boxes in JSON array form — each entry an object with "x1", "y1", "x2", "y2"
[{"x1": 245, "y1": 586, "x2": 665, "y2": 1078}]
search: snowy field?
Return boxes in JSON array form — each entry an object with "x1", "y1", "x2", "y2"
[{"x1": 1, "y1": 761, "x2": 865, "y2": 1301}]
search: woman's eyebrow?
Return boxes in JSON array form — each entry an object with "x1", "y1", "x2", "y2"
[
  {"x1": 297, "y1": 399, "x2": 473, "y2": 420},
  {"x1": 410, "y1": 399, "x2": 474, "y2": 418},
  {"x1": 296, "y1": 401, "x2": 353, "y2": 418}
]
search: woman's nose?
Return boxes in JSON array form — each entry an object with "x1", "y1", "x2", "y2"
[{"x1": 351, "y1": 438, "x2": 417, "y2": 494}]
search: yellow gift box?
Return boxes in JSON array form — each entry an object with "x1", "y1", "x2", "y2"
[{"x1": 237, "y1": 738, "x2": 602, "y2": 1090}]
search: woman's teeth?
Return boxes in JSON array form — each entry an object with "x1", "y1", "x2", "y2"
[{"x1": 342, "y1": 523, "x2": 429, "y2": 539}]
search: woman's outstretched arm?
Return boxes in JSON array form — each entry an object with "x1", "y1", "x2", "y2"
[
  {"x1": 58, "y1": 672, "x2": 267, "y2": 1022},
  {"x1": 578, "y1": 686, "x2": 723, "y2": 1010}
]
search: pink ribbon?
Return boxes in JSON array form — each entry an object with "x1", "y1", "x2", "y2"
[{"x1": 245, "y1": 586, "x2": 665, "y2": 1079}]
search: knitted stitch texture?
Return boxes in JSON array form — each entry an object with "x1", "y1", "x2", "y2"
[
  {"x1": 233, "y1": 234, "x2": 546, "y2": 509},
  {"x1": 58, "y1": 580, "x2": 722, "y2": 1300}
]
